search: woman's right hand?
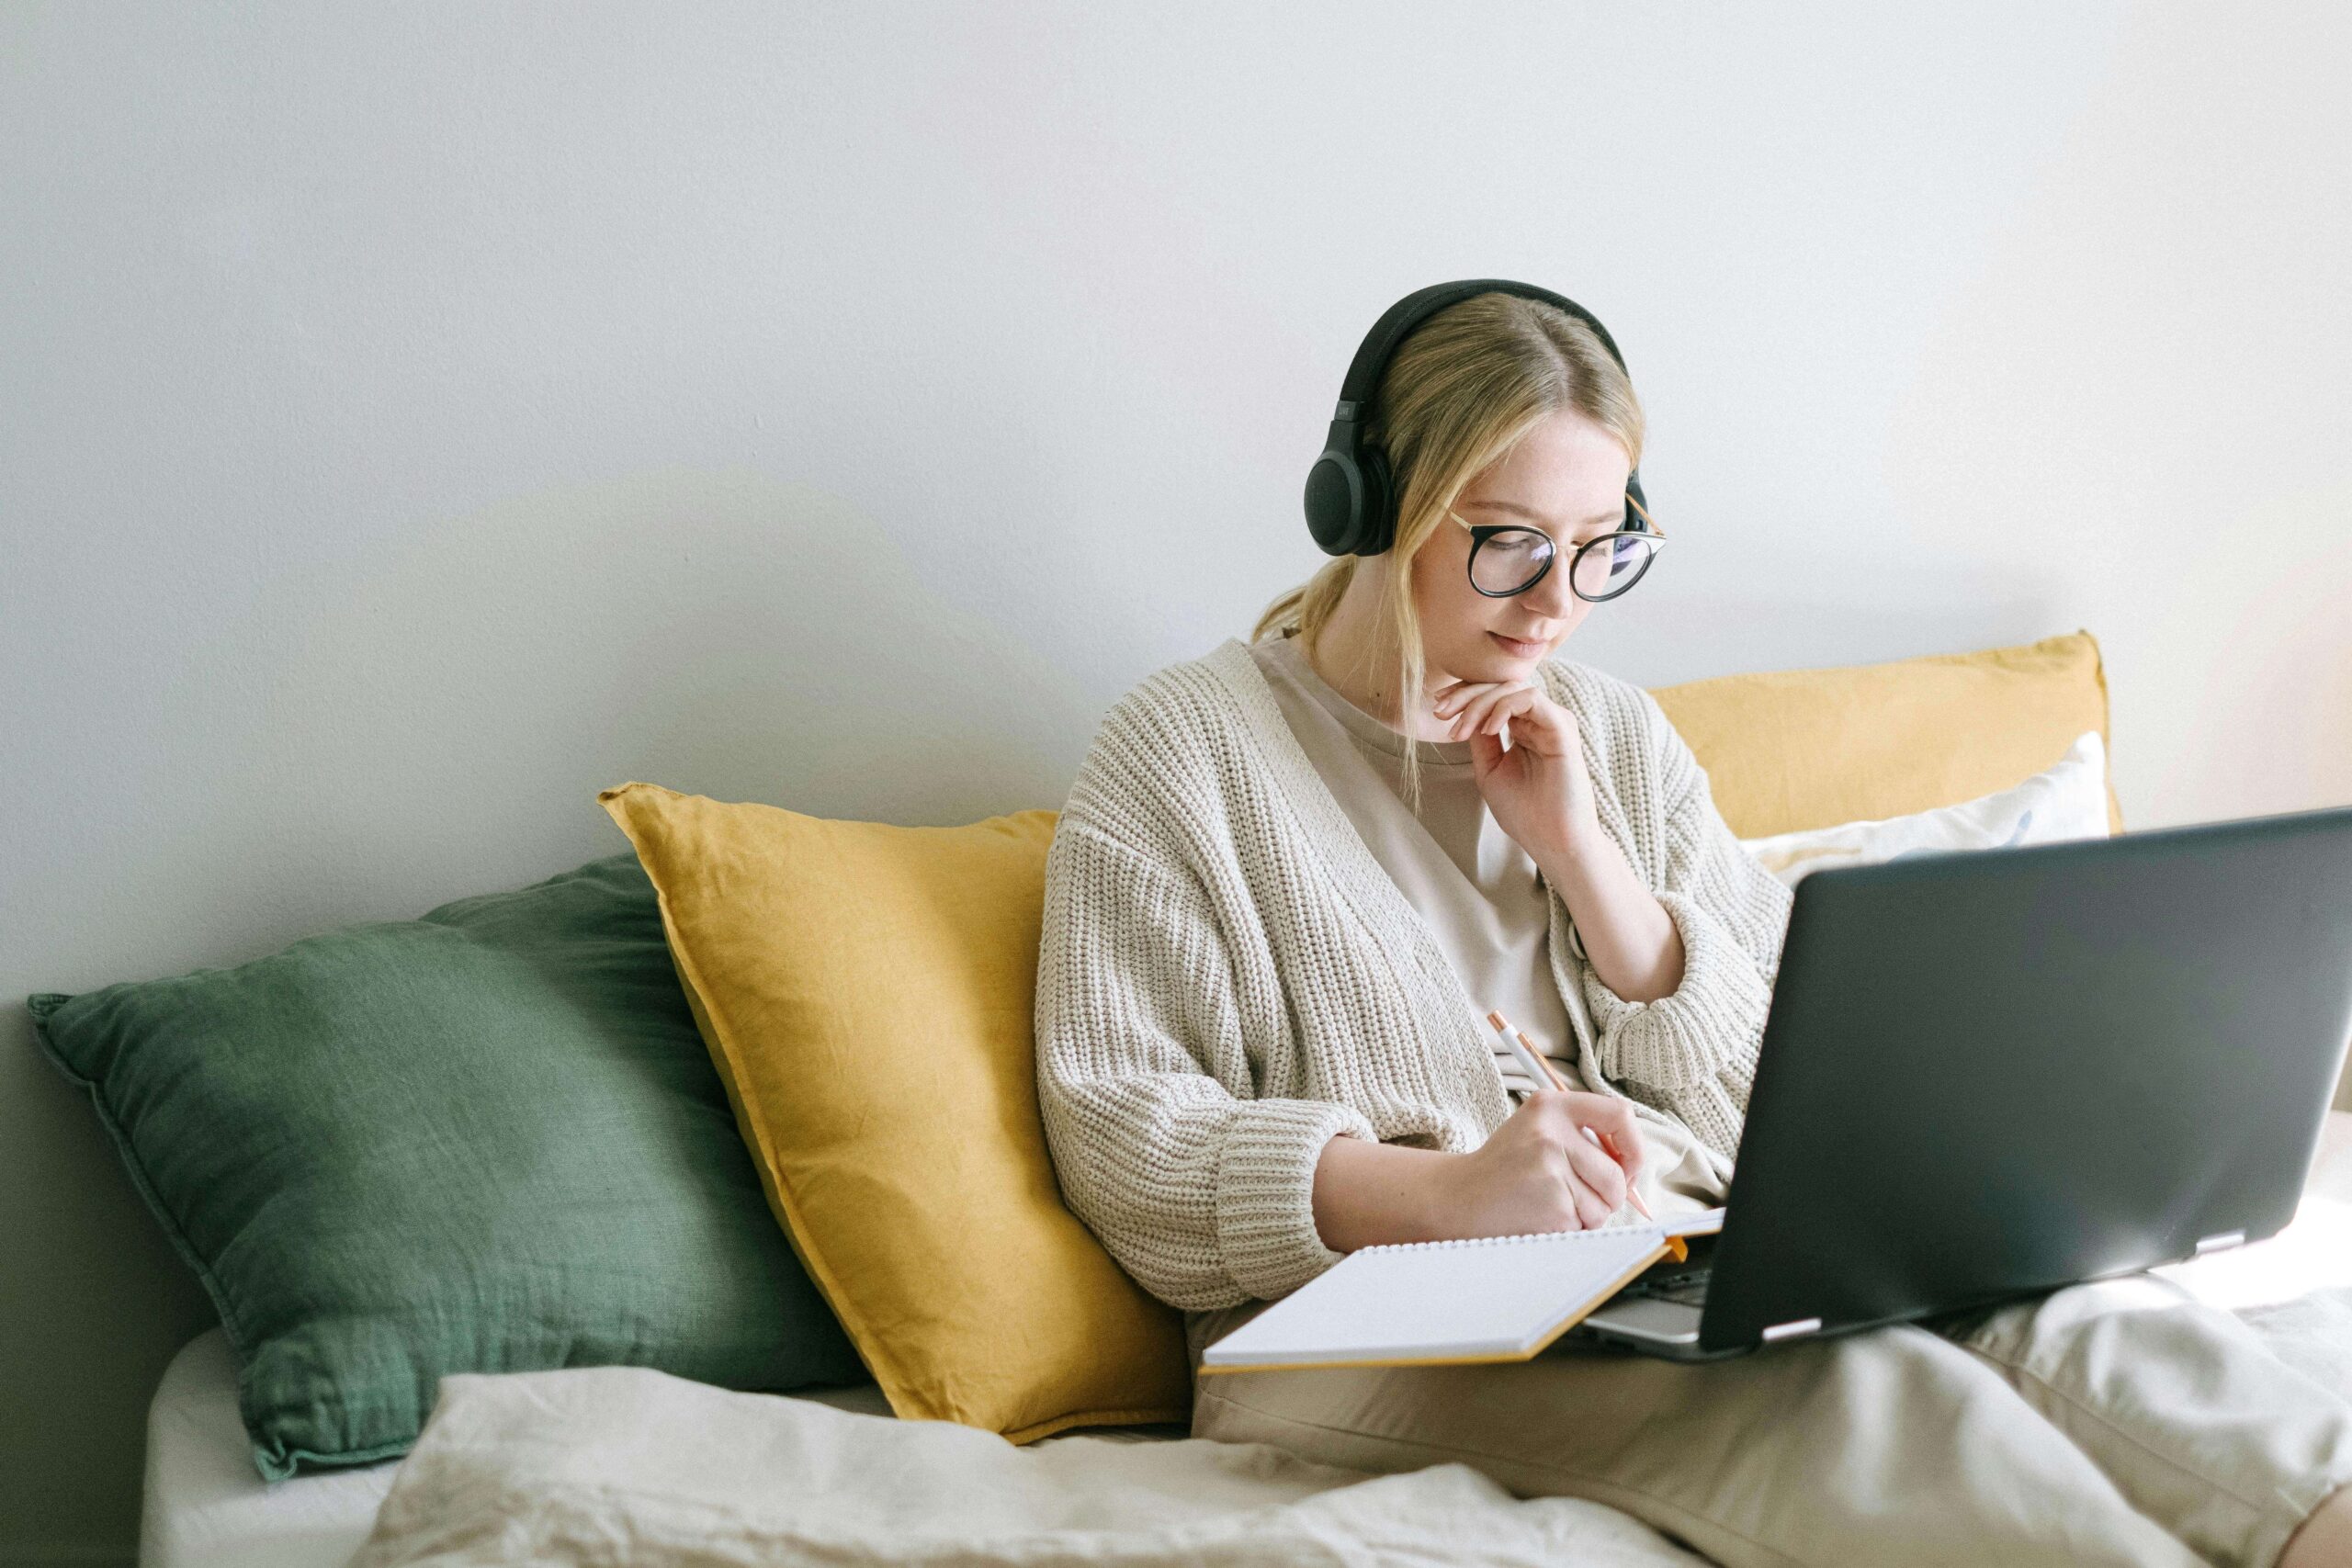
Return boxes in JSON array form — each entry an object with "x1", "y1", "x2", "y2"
[{"x1": 1436, "y1": 1089, "x2": 1645, "y2": 1236}]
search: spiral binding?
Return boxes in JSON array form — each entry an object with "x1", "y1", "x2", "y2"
[{"x1": 1363, "y1": 1225, "x2": 1655, "y2": 1255}]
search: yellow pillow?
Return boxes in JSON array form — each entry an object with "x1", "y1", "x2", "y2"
[
  {"x1": 1647, "y1": 629, "x2": 2123, "y2": 839},
  {"x1": 596, "y1": 783, "x2": 1191, "y2": 1442}
]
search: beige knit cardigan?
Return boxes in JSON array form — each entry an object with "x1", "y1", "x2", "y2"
[{"x1": 1034, "y1": 637, "x2": 1794, "y2": 1312}]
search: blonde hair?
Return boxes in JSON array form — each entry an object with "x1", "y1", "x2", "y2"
[{"x1": 1251, "y1": 291, "x2": 1646, "y2": 809}]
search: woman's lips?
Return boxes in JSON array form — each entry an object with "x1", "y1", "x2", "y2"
[{"x1": 1488, "y1": 630, "x2": 1547, "y2": 659}]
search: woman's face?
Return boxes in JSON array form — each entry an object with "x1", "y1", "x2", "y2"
[{"x1": 1408, "y1": 409, "x2": 1634, "y2": 690}]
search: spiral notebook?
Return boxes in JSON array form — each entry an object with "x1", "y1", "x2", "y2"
[{"x1": 1198, "y1": 1210, "x2": 1724, "y2": 1374}]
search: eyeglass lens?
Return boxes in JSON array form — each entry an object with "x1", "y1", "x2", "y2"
[{"x1": 1470, "y1": 526, "x2": 1657, "y2": 601}]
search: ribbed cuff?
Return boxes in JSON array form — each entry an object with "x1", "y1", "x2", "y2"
[
  {"x1": 1586, "y1": 888, "x2": 1771, "y2": 1094},
  {"x1": 1213, "y1": 1097, "x2": 1379, "y2": 1300}
]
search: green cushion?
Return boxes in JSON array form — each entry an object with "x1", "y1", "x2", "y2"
[{"x1": 30, "y1": 852, "x2": 865, "y2": 1480}]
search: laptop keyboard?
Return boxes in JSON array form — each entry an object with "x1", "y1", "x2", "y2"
[{"x1": 1627, "y1": 1264, "x2": 1713, "y2": 1307}]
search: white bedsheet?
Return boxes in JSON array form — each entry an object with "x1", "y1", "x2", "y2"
[
  {"x1": 140, "y1": 1331, "x2": 902, "y2": 1568},
  {"x1": 141, "y1": 1330, "x2": 398, "y2": 1568},
  {"x1": 146, "y1": 1111, "x2": 2352, "y2": 1568},
  {"x1": 347, "y1": 1364, "x2": 1708, "y2": 1567}
]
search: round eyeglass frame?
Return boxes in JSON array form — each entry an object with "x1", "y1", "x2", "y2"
[{"x1": 1452, "y1": 496, "x2": 1668, "y2": 602}]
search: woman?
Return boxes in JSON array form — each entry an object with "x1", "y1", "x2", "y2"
[{"x1": 1033, "y1": 284, "x2": 2352, "y2": 1567}]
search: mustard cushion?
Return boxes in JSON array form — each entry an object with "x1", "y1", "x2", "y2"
[
  {"x1": 596, "y1": 783, "x2": 1192, "y2": 1442},
  {"x1": 1646, "y1": 629, "x2": 2123, "y2": 840}
]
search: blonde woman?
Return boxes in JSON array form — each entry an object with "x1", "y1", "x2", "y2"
[{"x1": 1034, "y1": 283, "x2": 2352, "y2": 1567}]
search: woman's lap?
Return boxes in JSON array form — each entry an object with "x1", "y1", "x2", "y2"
[
  {"x1": 1189, "y1": 1278, "x2": 2352, "y2": 1568},
  {"x1": 1951, "y1": 1275, "x2": 2352, "y2": 1566}
]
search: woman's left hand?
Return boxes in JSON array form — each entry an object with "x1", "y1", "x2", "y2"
[{"x1": 1432, "y1": 676, "x2": 1602, "y2": 862}]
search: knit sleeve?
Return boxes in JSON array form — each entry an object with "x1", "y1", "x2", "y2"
[
  {"x1": 1575, "y1": 692, "x2": 1793, "y2": 1160},
  {"x1": 1034, "y1": 817, "x2": 1377, "y2": 1312}
]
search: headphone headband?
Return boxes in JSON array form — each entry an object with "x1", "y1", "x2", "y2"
[
  {"x1": 1305, "y1": 277, "x2": 1645, "y2": 558},
  {"x1": 1331, "y1": 278, "x2": 1631, "y2": 422}
]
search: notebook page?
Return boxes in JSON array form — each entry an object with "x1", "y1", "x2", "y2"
[{"x1": 1201, "y1": 1225, "x2": 1666, "y2": 1370}]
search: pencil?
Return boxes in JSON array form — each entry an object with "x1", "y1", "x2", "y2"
[
  {"x1": 1486, "y1": 1008, "x2": 1654, "y2": 1222},
  {"x1": 1486, "y1": 1009, "x2": 1562, "y2": 1094}
]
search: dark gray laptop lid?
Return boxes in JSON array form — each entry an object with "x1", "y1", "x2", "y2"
[{"x1": 1699, "y1": 803, "x2": 2352, "y2": 1353}]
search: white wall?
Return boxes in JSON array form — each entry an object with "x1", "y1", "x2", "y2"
[{"x1": 6, "y1": 4, "x2": 2348, "y2": 1559}]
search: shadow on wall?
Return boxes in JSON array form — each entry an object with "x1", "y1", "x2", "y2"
[
  {"x1": 159, "y1": 468, "x2": 1108, "y2": 873},
  {"x1": 1577, "y1": 561, "x2": 2074, "y2": 692},
  {"x1": 2170, "y1": 507, "x2": 2352, "y2": 826}
]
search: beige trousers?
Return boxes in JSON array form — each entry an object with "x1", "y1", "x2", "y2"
[{"x1": 1188, "y1": 1276, "x2": 2352, "y2": 1568}]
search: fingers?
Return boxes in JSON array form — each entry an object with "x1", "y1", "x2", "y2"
[
  {"x1": 1430, "y1": 679, "x2": 1487, "y2": 717},
  {"x1": 1430, "y1": 680, "x2": 1500, "y2": 726},
  {"x1": 1476, "y1": 687, "x2": 1537, "y2": 741},
  {"x1": 1523, "y1": 1130, "x2": 1596, "y2": 1231},
  {"x1": 1440, "y1": 682, "x2": 1536, "y2": 743},
  {"x1": 1438, "y1": 682, "x2": 1579, "y2": 753},
  {"x1": 1582, "y1": 1099, "x2": 1645, "y2": 1184},
  {"x1": 1431, "y1": 679, "x2": 1519, "y2": 717},
  {"x1": 1600, "y1": 1129, "x2": 1645, "y2": 1188},
  {"x1": 1557, "y1": 1153, "x2": 1617, "y2": 1229},
  {"x1": 1560, "y1": 1130, "x2": 1629, "y2": 1216}
]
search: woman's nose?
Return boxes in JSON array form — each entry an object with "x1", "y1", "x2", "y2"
[{"x1": 1525, "y1": 553, "x2": 1579, "y2": 617}]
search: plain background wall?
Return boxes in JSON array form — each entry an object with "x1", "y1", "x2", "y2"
[{"x1": 6, "y1": 3, "x2": 2349, "y2": 1560}]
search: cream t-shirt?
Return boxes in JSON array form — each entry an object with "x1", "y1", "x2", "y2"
[{"x1": 1247, "y1": 630, "x2": 1726, "y2": 1217}]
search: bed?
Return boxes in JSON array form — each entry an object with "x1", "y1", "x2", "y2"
[
  {"x1": 141, "y1": 1111, "x2": 2352, "y2": 1568},
  {"x1": 140, "y1": 1329, "x2": 907, "y2": 1568}
]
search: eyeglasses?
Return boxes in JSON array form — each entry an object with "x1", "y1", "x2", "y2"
[{"x1": 1451, "y1": 495, "x2": 1668, "y2": 601}]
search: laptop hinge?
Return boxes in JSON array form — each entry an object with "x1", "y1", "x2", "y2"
[
  {"x1": 1760, "y1": 1316, "x2": 1824, "y2": 1344},
  {"x1": 2193, "y1": 1229, "x2": 2247, "y2": 1257}
]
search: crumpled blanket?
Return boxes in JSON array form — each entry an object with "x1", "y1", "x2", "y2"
[
  {"x1": 352, "y1": 1123, "x2": 2352, "y2": 1568},
  {"x1": 346, "y1": 1363, "x2": 1706, "y2": 1567}
]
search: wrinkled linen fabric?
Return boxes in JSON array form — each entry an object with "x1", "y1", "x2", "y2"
[
  {"x1": 347, "y1": 1362, "x2": 1706, "y2": 1567},
  {"x1": 344, "y1": 1125, "x2": 2352, "y2": 1568}
]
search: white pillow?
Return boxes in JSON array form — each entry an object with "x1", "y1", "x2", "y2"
[{"x1": 1737, "y1": 730, "x2": 2111, "y2": 888}]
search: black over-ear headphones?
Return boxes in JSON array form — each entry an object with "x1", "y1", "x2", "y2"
[{"x1": 1303, "y1": 278, "x2": 1651, "y2": 558}]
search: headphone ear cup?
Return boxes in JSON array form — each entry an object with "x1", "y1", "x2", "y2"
[
  {"x1": 1305, "y1": 445, "x2": 1399, "y2": 557},
  {"x1": 1623, "y1": 469, "x2": 1651, "y2": 533},
  {"x1": 1352, "y1": 446, "x2": 1396, "y2": 556},
  {"x1": 1304, "y1": 448, "x2": 1365, "y2": 556}
]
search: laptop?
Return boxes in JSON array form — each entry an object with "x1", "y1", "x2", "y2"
[{"x1": 1577, "y1": 802, "x2": 2352, "y2": 1360}]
